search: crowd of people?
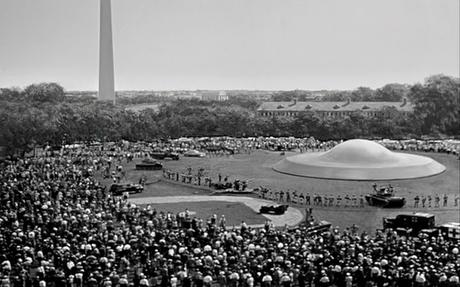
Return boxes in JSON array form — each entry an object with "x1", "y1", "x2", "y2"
[
  {"x1": 52, "y1": 137, "x2": 460, "y2": 164},
  {"x1": 137, "y1": 137, "x2": 460, "y2": 158},
  {"x1": 378, "y1": 140, "x2": 460, "y2": 157},
  {"x1": 148, "y1": 137, "x2": 340, "y2": 155},
  {"x1": 0, "y1": 140, "x2": 459, "y2": 287}
]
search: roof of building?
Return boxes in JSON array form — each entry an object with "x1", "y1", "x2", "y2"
[{"x1": 257, "y1": 101, "x2": 413, "y2": 112}]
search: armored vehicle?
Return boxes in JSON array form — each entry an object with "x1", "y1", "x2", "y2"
[{"x1": 365, "y1": 184, "x2": 406, "y2": 208}]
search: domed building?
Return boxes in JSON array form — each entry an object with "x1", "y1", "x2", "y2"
[{"x1": 273, "y1": 139, "x2": 446, "y2": 180}]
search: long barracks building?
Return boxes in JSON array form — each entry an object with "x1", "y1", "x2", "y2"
[{"x1": 257, "y1": 99, "x2": 413, "y2": 119}]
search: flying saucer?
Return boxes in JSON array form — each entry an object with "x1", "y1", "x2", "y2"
[{"x1": 273, "y1": 139, "x2": 446, "y2": 180}]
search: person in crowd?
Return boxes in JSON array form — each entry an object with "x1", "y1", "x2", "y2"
[
  {"x1": 435, "y1": 194, "x2": 441, "y2": 208},
  {"x1": 414, "y1": 195, "x2": 420, "y2": 208},
  {"x1": 305, "y1": 193, "x2": 311, "y2": 206},
  {"x1": 422, "y1": 196, "x2": 427, "y2": 208}
]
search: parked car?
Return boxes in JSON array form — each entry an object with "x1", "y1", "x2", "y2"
[
  {"x1": 383, "y1": 213, "x2": 460, "y2": 240},
  {"x1": 439, "y1": 222, "x2": 460, "y2": 240},
  {"x1": 259, "y1": 204, "x2": 289, "y2": 215},
  {"x1": 150, "y1": 151, "x2": 179, "y2": 160},
  {"x1": 136, "y1": 158, "x2": 163, "y2": 170},
  {"x1": 109, "y1": 183, "x2": 143, "y2": 196},
  {"x1": 183, "y1": 150, "x2": 206, "y2": 157},
  {"x1": 383, "y1": 212, "x2": 436, "y2": 236}
]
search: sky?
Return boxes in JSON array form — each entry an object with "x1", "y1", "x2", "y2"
[{"x1": 0, "y1": 0, "x2": 458, "y2": 91}]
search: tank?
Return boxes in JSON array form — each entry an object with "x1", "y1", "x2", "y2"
[
  {"x1": 135, "y1": 158, "x2": 163, "y2": 170},
  {"x1": 365, "y1": 184, "x2": 406, "y2": 208},
  {"x1": 150, "y1": 151, "x2": 179, "y2": 160}
]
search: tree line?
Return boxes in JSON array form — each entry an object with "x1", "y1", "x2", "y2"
[
  {"x1": 0, "y1": 75, "x2": 458, "y2": 155},
  {"x1": 271, "y1": 83, "x2": 412, "y2": 102}
]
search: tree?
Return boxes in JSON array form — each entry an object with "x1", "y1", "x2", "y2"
[
  {"x1": 0, "y1": 102, "x2": 51, "y2": 155},
  {"x1": 351, "y1": 87, "x2": 376, "y2": 101},
  {"x1": 0, "y1": 88, "x2": 24, "y2": 102},
  {"x1": 272, "y1": 90, "x2": 314, "y2": 101},
  {"x1": 291, "y1": 112, "x2": 321, "y2": 137},
  {"x1": 321, "y1": 91, "x2": 350, "y2": 101},
  {"x1": 24, "y1": 82, "x2": 65, "y2": 103},
  {"x1": 227, "y1": 95, "x2": 260, "y2": 111},
  {"x1": 408, "y1": 75, "x2": 460, "y2": 135},
  {"x1": 375, "y1": 83, "x2": 409, "y2": 102}
]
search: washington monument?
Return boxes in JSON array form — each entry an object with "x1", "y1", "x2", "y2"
[{"x1": 98, "y1": 0, "x2": 115, "y2": 103}]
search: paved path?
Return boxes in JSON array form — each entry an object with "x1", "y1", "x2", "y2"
[{"x1": 129, "y1": 195, "x2": 304, "y2": 228}]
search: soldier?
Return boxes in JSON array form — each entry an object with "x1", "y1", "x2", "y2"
[
  {"x1": 414, "y1": 195, "x2": 420, "y2": 208},
  {"x1": 291, "y1": 191, "x2": 297, "y2": 204},
  {"x1": 443, "y1": 194, "x2": 448, "y2": 207},
  {"x1": 219, "y1": 215, "x2": 226, "y2": 228},
  {"x1": 455, "y1": 195, "x2": 459, "y2": 207},
  {"x1": 298, "y1": 193, "x2": 305, "y2": 205},
  {"x1": 421, "y1": 196, "x2": 426, "y2": 208},
  {"x1": 435, "y1": 194, "x2": 440, "y2": 208},
  {"x1": 359, "y1": 195, "x2": 365, "y2": 208},
  {"x1": 344, "y1": 195, "x2": 350, "y2": 208},
  {"x1": 352, "y1": 195, "x2": 357, "y2": 207},
  {"x1": 266, "y1": 190, "x2": 271, "y2": 200},
  {"x1": 428, "y1": 195, "x2": 432, "y2": 208},
  {"x1": 305, "y1": 193, "x2": 311, "y2": 205},
  {"x1": 336, "y1": 195, "x2": 342, "y2": 207},
  {"x1": 329, "y1": 195, "x2": 334, "y2": 207}
]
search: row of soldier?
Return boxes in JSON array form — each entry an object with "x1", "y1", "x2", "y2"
[
  {"x1": 259, "y1": 189, "x2": 367, "y2": 208},
  {"x1": 163, "y1": 169, "x2": 212, "y2": 187},
  {"x1": 162, "y1": 169, "x2": 250, "y2": 191},
  {"x1": 260, "y1": 189, "x2": 460, "y2": 209},
  {"x1": 413, "y1": 194, "x2": 459, "y2": 208}
]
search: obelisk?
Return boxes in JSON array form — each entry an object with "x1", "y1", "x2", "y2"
[{"x1": 98, "y1": 0, "x2": 115, "y2": 104}]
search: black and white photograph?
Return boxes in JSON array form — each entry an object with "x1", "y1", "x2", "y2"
[{"x1": 0, "y1": 0, "x2": 459, "y2": 286}]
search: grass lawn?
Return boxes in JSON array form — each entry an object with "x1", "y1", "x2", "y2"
[
  {"x1": 162, "y1": 151, "x2": 460, "y2": 199},
  {"x1": 101, "y1": 150, "x2": 459, "y2": 233}
]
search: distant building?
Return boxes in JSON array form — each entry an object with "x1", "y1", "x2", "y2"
[
  {"x1": 201, "y1": 91, "x2": 229, "y2": 101},
  {"x1": 257, "y1": 98, "x2": 413, "y2": 119},
  {"x1": 172, "y1": 93, "x2": 201, "y2": 100}
]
